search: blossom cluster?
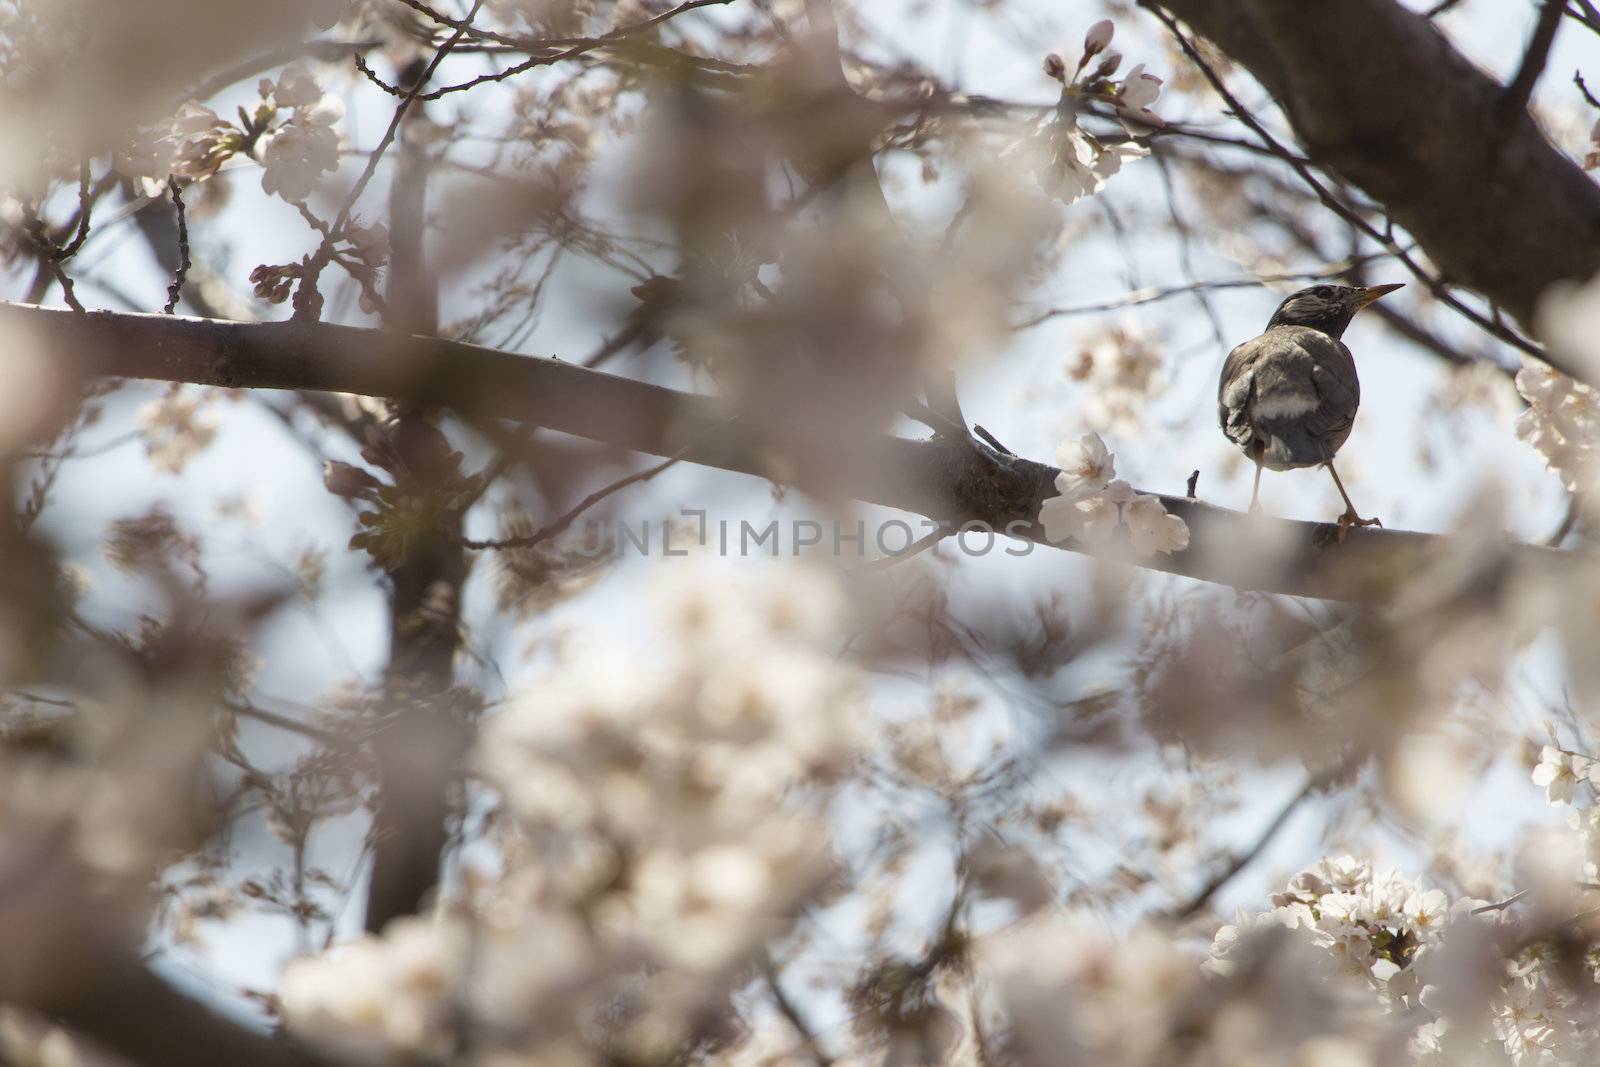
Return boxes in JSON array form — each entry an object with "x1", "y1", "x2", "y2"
[
  {"x1": 1067, "y1": 318, "x2": 1166, "y2": 436},
  {"x1": 1037, "y1": 432, "x2": 1189, "y2": 555},
  {"x1": 1208, "y1": 854, "x2": 1600, "y2": 1065},
  {"x1": 279, "y1": 564, "x2": 864, "y2": 1061},
  {"x1": 1514, "y1": 355, "x2": 1600, "y2": 493},
  {"x1": 256, "y1": 65, "x2": 343, "y2": 203},
  {"x1": 113, "y1": 63, "x2": 344, "y2": 204},
  {"x1": 136, "y1": 388, "x2": 219, "y2": 475},
  {"x1": 1025, "y1": 20, "x2": 1164, "y2": 206}
]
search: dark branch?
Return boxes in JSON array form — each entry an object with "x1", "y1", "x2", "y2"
[
  {"x1": 1165, "y1": 752, "x2": 1360, "y2": 920},
  {"x1": 1147, "y1": 0, "x2": 1600, "y2": 371},
  {"x1": 1502, "y1": 0, "x2": 1566, "y2": 121},
  {"x1": 460, "y1": 450, "x2": 685, "y2": 551},
  {"x1": 162, "y1": 179, "x2": 191, "y2": 316},
  {"x1": 0, "y1": 303, "x2": 1575, "y2": 607},
  {"x1": 44, "y1": 957, "x2": 360, "y2": 1067}
]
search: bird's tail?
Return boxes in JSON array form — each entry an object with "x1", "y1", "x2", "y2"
[{"x1": 1256, "y1": 419, "x2": 1331, "y2": 469}]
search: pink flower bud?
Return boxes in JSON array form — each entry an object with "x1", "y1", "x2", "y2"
[
  {"x1": 1092, "y1": 51, "x2": 1123, "y2": 79},
  {"x1": 1083, "y1": 20, "x2": 1114, "y2": 59},
  {"x1": 1044, "y1": 53, "x2": 1067, "y2": 82},
  {"x1": 323, "y1": 460, "x2": 382, "y2": 499}
]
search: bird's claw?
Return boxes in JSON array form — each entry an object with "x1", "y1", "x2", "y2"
[
  {"x1": 1335, "y1": 510, "x2": 1382, "y2": 542},
  {"x1": 1247, "y1": 501, "x2": 1264, "y2": 515}
]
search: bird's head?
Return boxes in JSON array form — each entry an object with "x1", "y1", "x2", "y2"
[{"x1": 1266, "y1": 282, "x2": 1404, "y2": 339}]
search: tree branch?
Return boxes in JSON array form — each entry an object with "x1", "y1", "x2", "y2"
[
  {"x1": 1502, "y1": 0, "x2": 1566, "y2": 121},
  {"x1": 0, "y1": 303, "x2": 1572, "y2": 605},
  {"x1": 1147, "y1": 0, "x2": 1600, "y2": 369},
  {"x1": 41, "y1": 956, "x2": 360, "y2": 1067}
]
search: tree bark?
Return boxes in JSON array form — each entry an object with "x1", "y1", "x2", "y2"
[
  {"x1": 1, "y1": 302, "x2": 1567, "y2": 605},
  {"x1": 1147, "y1": 0, "x2": 1600, "y2": 340}
]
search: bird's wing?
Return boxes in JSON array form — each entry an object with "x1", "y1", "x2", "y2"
[
  {"x1": 1217, "y1": 336, "x2": 1265, "y2": 451},
  {"x1": 1219, "y1": 326, "x2": 1360, "y2": 468},
  {"x1": 1299, "y1": 329, "x2": 1360, "y2": 447}
]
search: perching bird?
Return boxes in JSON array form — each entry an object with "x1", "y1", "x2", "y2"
[{"x1": 1218, "y1": 282, "x2": 1403, "y2": 536}]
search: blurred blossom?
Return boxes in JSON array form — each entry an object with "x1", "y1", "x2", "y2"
[
  {"x1": 266, "y1": 63, "x2": 323, "y2": 110},
  {"x1": 1514, "y1": 354, "x2": 1600, "y2": 492},
  {"x1": 280, "y1": 916, "x2": 468, "y2": 1060},
  {"x1": 489, "y1": 0, "x2": 596, "y2": 35},
  {"x1": 1068, "y1": 319, "x2": 1166, "y2": 436},
  {"x1": 278, "y1": 564, "x2": 863, "y2": 1059},
  {"x1": 136, "y1": 389, "x2": 219, "y2": 475},
  {"x1": 0, "y1": 321, "x2": 66, "y2": 451},
  {"x1": 1384, "y1": 730, "x2": 1471, "y2": 825},
  {"x1": 1536, "y1": 269, "x2": 1600, "y2": 383},
  {"x1": 1123, "y1": 494, "x2": 1190, "y2": 555},
  {"x1": 169, "y1": 104, "x2": 239, "y2": 182}
]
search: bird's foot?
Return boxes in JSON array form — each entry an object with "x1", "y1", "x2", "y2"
[
  {"x1": 1335, "y1": 509, "x2": 1382, "y2": 542},
  {"x1": 1248, "y1": 501, "x2": 1264, "y2": 515}
]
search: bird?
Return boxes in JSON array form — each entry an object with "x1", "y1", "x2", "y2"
[{"x1": 1217, "y1": 282, "x2": 1403, "y2": 537}]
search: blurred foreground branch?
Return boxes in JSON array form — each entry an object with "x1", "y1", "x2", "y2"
[
  {"x1": 0, "y1": 303, "x2": 1570, "y2": 604},
  {"x1": 46, "y1": 960, "x2": 357, "y2": 1067}
]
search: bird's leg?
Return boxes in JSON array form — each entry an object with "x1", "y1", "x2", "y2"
[
  {"x1": 1325, "y1": 460, "x2": 1382, "y2": 540},
  {"x1": 1248, "y1": 457, "x2": 1264, "y2": 514}
]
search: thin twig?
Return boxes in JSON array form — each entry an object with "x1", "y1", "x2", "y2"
[
  {"x1": 332, "y1": 1, "x2": 485, "y2": 240},
  {"x1": 58, "y1": 161, "x2": 94, "y2": 259},
  {"x1": 409, "y1": 0, "x2": 734, "y2": 101},
  {"x1": 866, "y1": 524, "x2": 952, "y2": 570},
  {"x1": 460, "y1": 448, "x2": 686, "y2": 551},
  {"x1": 1015, "y1": 251, "x2": 1405, "y2": 329},
  {"x1": 1167, "y1": 756, "x2": 1357, "y2": 920},
  {"x1": 1472, "y1": 888, "x2": 1532, "y2": 914},
  {"x1": 1576, "y1": 69, "x2": 1600, "y2": 108},
  {"x1": 972, "y1": 425, "x2": 1013, "y2": 455},
  {"x1": 225, "y1": 700, "x2": 340, "y2": 744},
  {"x1": 760, "y1": 952, "x2": 834, "y2": 1067},
  {"x1": 1570, "y1": 0, "x2": 1600, "y2": 35},
  {"x1": 163, "y1": 179, "x2": 191, "y2": 315},
  {"x1": 1146, "y1": 3, "x2": 1545, "y2": 360}
]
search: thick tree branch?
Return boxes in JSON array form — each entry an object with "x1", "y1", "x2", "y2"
[
  {"x1": 1147, "y1": 0, "x2": 1600, "y2": 369},
  {"x1": 363, "y1": 56, "x2": 463, "y2": 936},
  {"x1": 0, "y1": 303, "x2": 1570, "y2": 605},
  {"x1": 45, "y1": 959, "x2": 357, "y2": 1067}
]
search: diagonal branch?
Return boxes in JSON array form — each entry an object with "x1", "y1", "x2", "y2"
[
  {"x1": 1502, "y1": 0, "x2": 1567, "y2": 121},
  {"x1": 1147, "y1": 0, "x2": 1600, "y2": 374},
  {"x1": 0, "y1": 302, "x2": 1573, "y2": 605}
]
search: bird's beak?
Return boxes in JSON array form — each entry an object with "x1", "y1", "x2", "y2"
[{"x1": 1354, "y1": 282, "x2": 1404, "y2": 308}]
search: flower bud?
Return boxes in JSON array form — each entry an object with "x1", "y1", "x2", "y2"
[
  {"x1": 323, "y1": 460, "x2": 382, "y2": 499},
  {"x1": 1092, "y1": 51, "x2": 1123, "y2": 79},
  {"x1": 1082, "y1": 19, "x2": 1114, "y2": 59}
]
